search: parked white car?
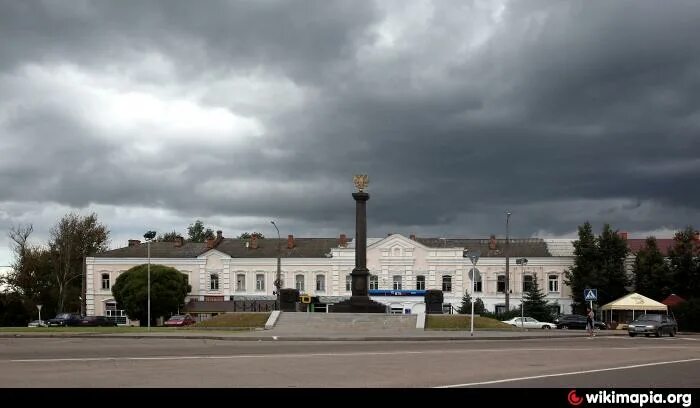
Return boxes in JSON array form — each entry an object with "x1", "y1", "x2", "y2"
[
  {"x1": 502, "y1": 317, "x2": 556, "y2": 329},
  {"x1": 27, "y1": 320, "x2": 47, "y2": 327}
]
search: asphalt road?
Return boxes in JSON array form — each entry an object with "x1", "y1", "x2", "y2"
[{"x1": 0, "y1": 336, "x2": 698, "y2": 387}]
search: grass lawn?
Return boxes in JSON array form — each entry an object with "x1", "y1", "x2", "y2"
[
  {"x1": 425, "y1": 315, "x2": 514, "y2": 330},
  {"x1": 192, "y1": 312, "x2": 270, "y2": 328}
]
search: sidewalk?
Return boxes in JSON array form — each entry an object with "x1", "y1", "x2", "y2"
[{"x1": 0, "y1": 328, "x2": 634, "y2": 342}]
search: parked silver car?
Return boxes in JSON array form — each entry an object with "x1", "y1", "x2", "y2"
[{"x1": 628, "y1": 314, "x2": 677, "y2": 337}]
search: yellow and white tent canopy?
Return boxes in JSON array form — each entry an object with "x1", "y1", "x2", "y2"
[{"x1": 600, "y1": 293, "x2": 667, "y2": 311}]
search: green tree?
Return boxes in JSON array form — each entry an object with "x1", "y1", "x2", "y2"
[
  {"x1": 522, "y1": 276, "x2": 553, "y2": 322},
  {"x1": 667, "y1": 226, "x2": 700, "y2": 299},
  {"x1": 458, "y1": 292, "x2": 486, "y2": 314},
  {"x1": 473, "y1": 298, "x2": 485, "y2": 314},
  {"x1": 672, "y1": 297, "x2": 700, "y2": 332},
  {"x1": 596, "y1": 224, "x2": 630, "y2": 305},
  {"x1": 156, "y1": 231, "x2": 180, "y2": 242},
  {"x1": 0, "y1": 293, "x2": 31, "y2": 326},
  {"x1": 238, "y1": 232, "x2": 265, "y2": 239},
  {"x1": 187, "y1": 220, "x2": 215, "y2": 243},
  {"x1": 457, "y1": 291, "x2": 472, "y2": 314},
  {"x1": 49, "y1": 213, "x2": 109, "y2": 313},
  {"x1": 6, "y1": 224, "x2": 58, "y2": 321},
  {"x1": 633, "y1": 237, "x2": 673, "y2": 300},
  {"x1": 111, "y1": 264, "x2": 191, "y2": 326},
  {"x1": 565, "y1": 222, "x2": 629, "y2": 313},
  {"x1": 565, "y1": 221, "x2": 598, "y2": 313}
]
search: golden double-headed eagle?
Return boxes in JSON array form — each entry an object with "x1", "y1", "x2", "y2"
[{"x1": 353, "y1": 174, "x2": 369, "y2": 192}]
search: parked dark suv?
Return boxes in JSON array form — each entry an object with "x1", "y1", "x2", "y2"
[
  {"x1": 554, "y1": 314, "x2": 607, "y2": 330},
  {"x1": 628, "y1": 314, "x2": 678, "y2": 337},
  {"x1": 47, "y1": 313, "x2": 83, "y2": 327}
]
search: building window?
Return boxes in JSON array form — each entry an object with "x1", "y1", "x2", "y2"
[
  {"x1": 471, "y1": 268, "x2": 482, "y2": 293},
  {"x1": 182, "y1": 273, "x2": 189, "y2": 286},
  {"x1": 497, "y1": 275, "x2": 505, "y2": 293},
  {"x1": 101, "y1": 273, "x2": 110, "y2": 290},
  {"x1": 256, "y1": 274, "x2": 265, "y2": 291},
  {"x1": 279, "y1": 276, "x2": 285, "y2": 289},
  {"x1": 548, "y1": 275, "x2": 559, "y2": 292},
  {"x1": 369, "y1": 275, "x2": 378, "y2": 290},
  {"x1": 236, "y1": 274, "x2": 246, "y2": 292},
  {"x1": 416, "y1": 275, "x2": 425, "y2": 290},
  {"x1": 495, "y1": 304, "x2": 506, "y2": 315},
  {"x1": 346, "y1": 275, "x2": 351, "y2": 292},
  {"x1": 442, "y1": 275, "x2": 452, "y2": 292},
  {"x1": 316, "y1": 274, "x2": 325, "y2": 292},
  {"x1": 210, "y1": 273, "x2": 219, "y2": 290},
  {"x1": 295, "y1": 274, "x2": 305, "y2": 292},
  {"x1": 523, "y1": 275, "x2": 534, "y2": 292},
  {"x1": 392, "y1": 275, "x2": 402, "y2": 290},
  {"x1": 393, "y1": 248, "x2": 401, "y2": 256}
]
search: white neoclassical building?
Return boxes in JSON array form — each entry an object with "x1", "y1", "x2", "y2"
[{"x1": 86, "y1": 232, "x2": 575, "y2": 324}]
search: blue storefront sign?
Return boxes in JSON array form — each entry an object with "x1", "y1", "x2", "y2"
[{"x1": 368, "y1": 289, "x2": 427, "y2": 296}]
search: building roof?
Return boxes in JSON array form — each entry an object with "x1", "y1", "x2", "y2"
[
  {"x1": 416, "y1": 238, "x2": 552, "y2": 257},
  {"x1": 600, "y1": 293, "x2": 668, "y2": 311},
  {"x1": 94, "y1": 241, "x2": 208, "y2": 258},
  {"x1": 626, "y1": 239, "x2": 675, "y2": 256},
  {"x1": 96, "y1": 238, "x2": 347, "y2": 259}
]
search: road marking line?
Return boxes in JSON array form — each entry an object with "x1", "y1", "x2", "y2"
[
  {"x1": 6, "y1": 346, "x2": 697, "y2": 363},
  {"x1": 435, "y1": 358, "x2": 700, "y2": 388}
]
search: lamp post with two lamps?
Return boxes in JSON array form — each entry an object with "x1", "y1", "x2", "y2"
[
  {"x1": 505, "y1": 211, "x2": 511, "y2": 311},
  {"x1": 143, "y1": 230, "x2": 156, "y2": 331},
  {"x1": 271, "y1": 221, "x2": 282, "y2": 310},
  {"x1": 516, "y1": 257, "x2": 528, "y2": 331}
]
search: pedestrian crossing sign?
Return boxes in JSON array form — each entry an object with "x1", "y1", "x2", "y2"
[{"x1": 584, "y1": 289, "x2": 597, "y2": 301}]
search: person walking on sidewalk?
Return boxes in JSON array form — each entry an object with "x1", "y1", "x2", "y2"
[{"x1": 586, "y1": 307, "x2": 595, "y2": 338}]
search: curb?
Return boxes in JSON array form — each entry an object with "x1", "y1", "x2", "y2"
[{"x1": 0, "y1": 332, "x2": 630, "y2": 342}]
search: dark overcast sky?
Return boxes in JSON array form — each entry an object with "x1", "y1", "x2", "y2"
[{"x1": 1, "y1": 0, "x2": 699, "y2": 263}]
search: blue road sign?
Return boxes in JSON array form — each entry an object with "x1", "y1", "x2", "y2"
[{"x1": 584, "y1": 289, "x2": 597, "y2": 301}]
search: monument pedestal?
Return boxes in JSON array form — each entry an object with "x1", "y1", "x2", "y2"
[{"x1": 330, "y1": 296, "x2": 387, "y2": 313}]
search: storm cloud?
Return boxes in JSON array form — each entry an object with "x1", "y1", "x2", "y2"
[{"x1": 1, "y1": 0, "x2": 699, "y2": 263}]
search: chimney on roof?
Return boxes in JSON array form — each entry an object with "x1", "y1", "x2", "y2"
[
  {"x1": 287, "y1": 234, "x2": 294, "y2": 249},
  {"x1": 206, "y1": 237, "x2": 215, "y2": 249},
  {"x1": 409, "y1": 234, "x2": 416, "y2": 241},
  {"x1": 339, "y1": 233, "x2": 347, "y2": 247},
  {"x1": 174, "y1": 236, "x2": 184, "y2": 247},
  {"x1": 619, "y1": 231, "x2": 628, "y2": 240},
  {"x1": 128, "y1": 239, "x2": 141, "y2": 247},
  {"x1": 489, "y1": 235, "x2": 497, "y2": 250},
  {"x1": 212, "y1": 230, "x2": 224, "y2": 248},
  {"x1": 251, "y1": 235, "x2": 258, "y2": 249}
]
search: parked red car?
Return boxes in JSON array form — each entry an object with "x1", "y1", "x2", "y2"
[{"x1": 164, "y1": 314, "x2": 196, "y2": 327}]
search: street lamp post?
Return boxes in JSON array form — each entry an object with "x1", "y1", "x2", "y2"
[
  {"x1": 271, "y1": 221, "x2": 281, "y2": 310},
  {"x1": 143, "y1": 230, "x2": 156, "y2": 331},
  {"x1": 463, "y1": 250, "x2": 480, "y2": 337},
  {"x1": 505, "y1": 211, "x2": 511, "y2": 311},
  {"x1": 516, "y1": 257, "x2": 528, "y2": 331}
]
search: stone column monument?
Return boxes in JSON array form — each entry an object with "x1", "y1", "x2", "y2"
[{"x1": 331, "y1": 175, "x2": 386, "y2": 313}]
